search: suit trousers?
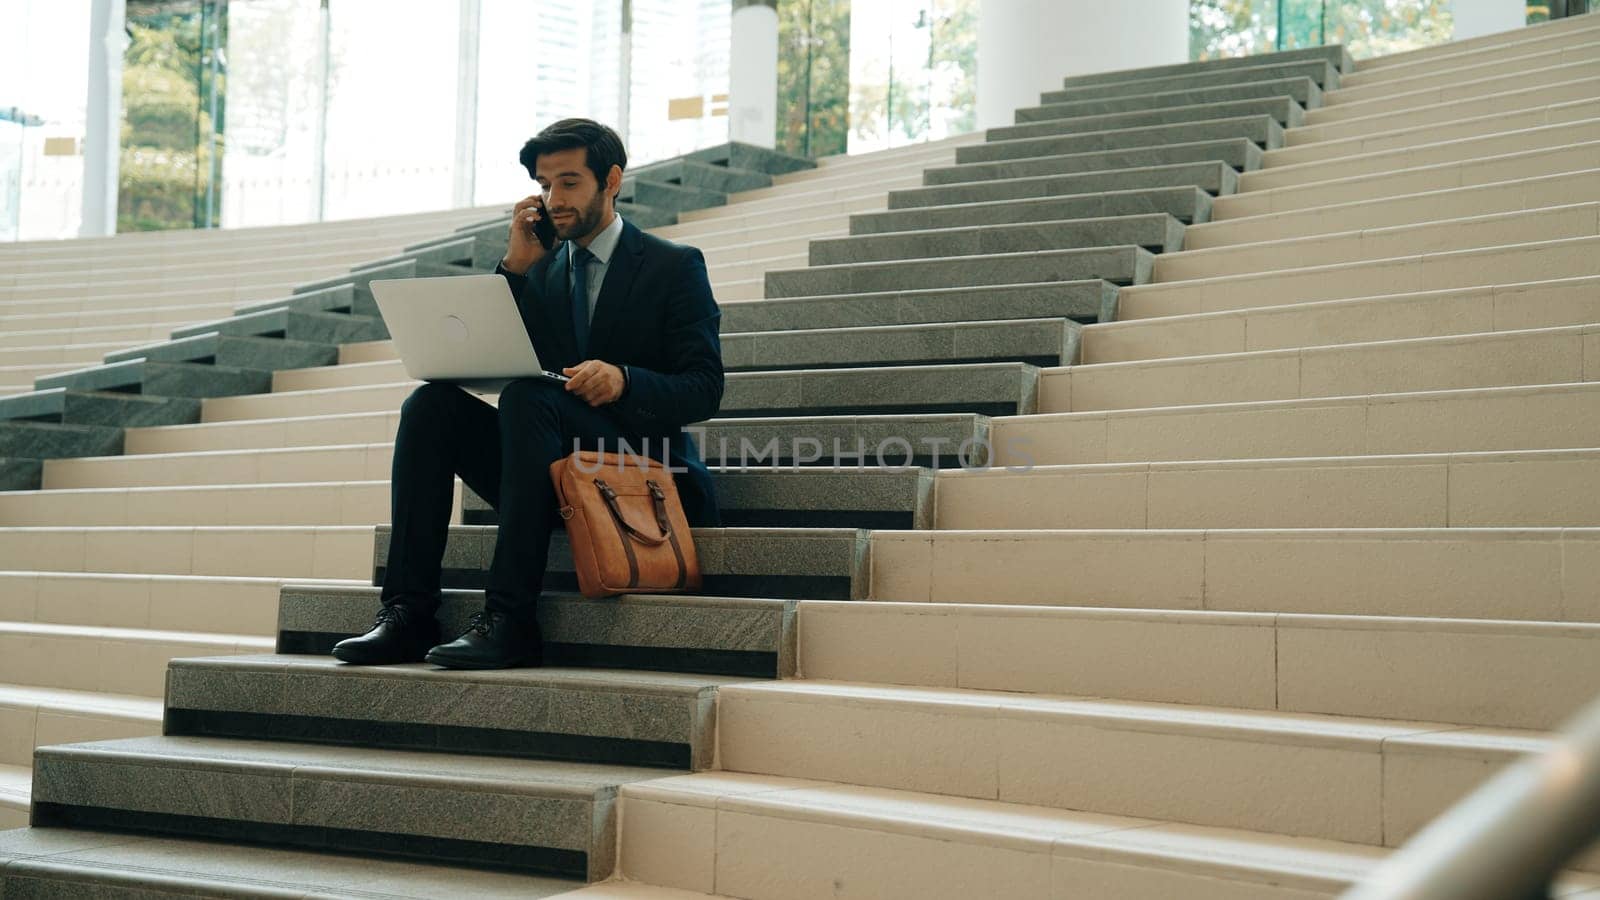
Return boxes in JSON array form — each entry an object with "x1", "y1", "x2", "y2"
[{"x1": 379, "y1": 378, "x2": 646, "y2": 618}]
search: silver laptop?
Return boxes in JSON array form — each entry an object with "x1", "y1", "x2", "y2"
[{"x1": 370, "y1": 274, "x2": 569, "y2": 394}]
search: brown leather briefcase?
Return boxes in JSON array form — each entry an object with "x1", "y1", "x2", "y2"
[{"x1": 550, "y1": 450, "x2": 703, "y2": 598}]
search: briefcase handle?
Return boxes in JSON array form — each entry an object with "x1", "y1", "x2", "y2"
[{"x1": 593, "y1": 478, "x2": 673, "y2": 546}]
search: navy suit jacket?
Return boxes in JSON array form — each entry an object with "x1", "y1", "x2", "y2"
[{"x1": 496, "y1": 219, "x2": 725, "y2": 526}]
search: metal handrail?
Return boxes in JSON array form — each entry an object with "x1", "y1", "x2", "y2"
[{"x1": 1340, "y1": 694, "x2": 1600, "y2": 900}]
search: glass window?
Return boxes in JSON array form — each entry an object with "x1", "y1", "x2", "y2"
[
  {"x1": 627, "y1": 0, "x2": 731, "y2": 166},
  {"x1": 1191, "y1": 0, "x2": 1455, "y2": 61},
  {"x1": 1, "y1": 0, "x2": 92, "y2": 240},
  {"x1": 777, "y1": 0, "x2": 851, "y2": 158}
]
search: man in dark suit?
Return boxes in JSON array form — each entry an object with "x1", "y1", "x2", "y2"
[{"x1": 333, "y1": 118, "x2": 724, "y2": 670}]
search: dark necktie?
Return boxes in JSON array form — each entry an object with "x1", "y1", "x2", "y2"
[{"x1": 571, "y1": 246, "x2": 596, "y2": 356}]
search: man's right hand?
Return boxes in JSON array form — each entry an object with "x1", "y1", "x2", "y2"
[{"x1": 502, "y1": 195, "x2": 551, "y2": 275}]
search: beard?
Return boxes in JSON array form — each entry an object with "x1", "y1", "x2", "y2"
[{"x1": 552, "y1": 190, "x2": 608, "y2": 242}]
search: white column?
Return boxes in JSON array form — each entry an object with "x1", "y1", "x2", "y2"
[
  {"x1": 977, "y1": 0, "x2": 1188, "y2": 132},
  {"x1": 80, "y1": 0, "x2": 127, "y2": 237},
  {"x1": 728, "y1": 0, "x2": 778, "y2": 148},
  {"x1": 453, "y1": 0, "x2": 482, "y2": 208},
  {"x1": 1450, "y1": 0, "x2": 1526, "y2": 40}
]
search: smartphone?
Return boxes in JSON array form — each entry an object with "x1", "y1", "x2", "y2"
[{"x1": 532, "y1": 198, "x2": 558, "y2": 250}]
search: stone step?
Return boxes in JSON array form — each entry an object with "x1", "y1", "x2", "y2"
[
  {"x1": 956, "y1": 113, "x2": 1284, "y2": 165},
  {"x1": 766, "y1": 246, "x2": 1152, "y2": 298},
  {"x1": 618, "y1": 771, "x2": 1430, "y2": 899},
  {"x1": 0, "y1": 479, "x2": 397, "y2": 527},
  {"x1": 1306, "y1": 57, "x2": 1600, "y2": 125},
  {"x1": 1082, "y1": 276, "x2": 1600, "y2": 364},
  {"x1": 101, "y1": 332, "x2": 339, "y2": 373},
  {"x1": 28, "y1": 735, "x2": 661, "y2": 880},
  {"x1": 872, "y1": 526, "x2": 1600, "y2": 624},
  {"x1": 0, "y1": 457, "x2": 40, "y2": 490},
  {"x1": 0, "y1": 421, "x2": 122, "y2": 461},
  {"x1": 989, "y1": 95, "x2": 1305, "y2": 144},
  {"x1": 201, "y1": 362, "x2": 1040, "y2": 422},
  {"x1": 812, "y1": 214, "x2": 1183, "y2": 266},
  {"x1": 1153, "y1": 202, "x2": 1600, "y2": 283},
  {"x1": 163, "y1": 654, "x2": 747, "y2": 773},
  {"x1": 41, "y1": 443, "x2": 393, "y2": 489},
  {"x1": 680, "y1": 140, "x2": 817, "y2": 177},
  {"x1": 466, "y1": 465, "x2": 934, "y2": 530},
  {"x1": 0, "y1": 570, "x2": 316, "y2": 635},
  {"x1": 936, "y1": 447, "x2": 1600, "y2": 530},
  {"x1": 924, "y1": 138, "x2": 1263, "y2": 187},
  {"x1": 285, "y1": 308, "x2": 390, "y2": 345},
  {"x1": 1328, "y1": 37, "x2": 1600, "y2": 106},
  {"x1": 1015, "y1": 77, "x2": 1322, "y2": 126},
  {"x1": 386, "y1": 524, "x2": 868, "y2": 600},
  {"x1": 713, "y1": 680, "x2": 1574, "y2": 857},
  {"x1": 1214, "y1": 142, "x2": 1600, "y2": 221},
  {"x1": 618, "y1": 179, "x2": 726, "y2": 214},
  {"x1": 0, "y1": 341, "x2": 131, "y2": 368},
  {"x1": 1040, "y1": 323, "x2": 1600, "y2": 414},
  {"x1": 1267, "y1": 96, "x2": 1600, "y2": 169},
  {"x1": 0, "y1": 322, "x2": 173, "y2": 349},
  {"x1": 0, "y1": 525, "x2": 374, "y2": 580},
  {"x1": 800, "y1": 600, "x2": 1600, "y2": 729},
  {"x1": 702, "y1": 233, "x2": 824, "y2": 269},
  {"x1": 628, "y1": 157, "x2": 774, "y2": 195},
  {"x1": 723, "y1": 281, "x2": 1117, "y2": 332},
  {"x1": 1354, "y1": 13, "x2": 1600, "y2": 74},
  {"x1": 34, "y1": 358, "x2": 272, "y2": 400},
  {"x1": 0, "y1": 301, "x2": 238, "y2": 333},
  {"x1": 666, "y1": 175, "x2": 921, "y2": 222},
  {"x1": 1188, "y1": 167, "x2": 1600, "y2": 249},
  {"x1": 0, "y1": 683, "x2": 161, "y2": 767},
  {"x1": 851, "y1": 186, "x2": 1213, "y2": 237},
  {"x1": 1288, "y1": 74, "x2": 1600, "y2": 147},
  {"x1": 0, "y1": 388, "x2": 199, "y2": 427},
  {"x1": 993, "y1": 379, "x2": 1600, "y2": 471},
  {"x1": 0, "y1": 269, "x2": 327, "y2": 304},
  {"x1": 1044, "y1": 59, "x2": 1341, "y2": 106},
  {"x1": 276, "y1": 584, "x2": 796, "y2": 678},
  {"x1": 0, "y1": 621, "x2": 270, "y2": 697},
  {"x1": 0, "y1": 828, "x2": 594, "y2": 898},
  {"x1": 1057, "y1": 44, "x2": 1350, "y2": 89},
  {"x1": 225, "y1": 283, "x2": 362, "y2": 322},
  {"x1": 0, "y1": 765, "x2": 26, "y2": 829},
  {"x1": 287, "y1": 258, "x2": 417, "y2": 316},
  {"x1": 888, "y1": 160, "x2": 1238, "y2": 210},
  {"x1": 1240, "y1": 117, "x2": 1600, "y2": 193},
  {"x1": 1120, "y1": 235, "x2": 1600, "y2": 319}
]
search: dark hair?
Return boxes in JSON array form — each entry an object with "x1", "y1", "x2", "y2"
[{"x1": 519, "y1": 118, "x2": 628, "y2": 195}]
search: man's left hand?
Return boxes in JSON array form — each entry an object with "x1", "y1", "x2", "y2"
[{"x1": 563, "y1": 360, "x2": 625, "y2": 407}]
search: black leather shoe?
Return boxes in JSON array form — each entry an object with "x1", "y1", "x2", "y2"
[
  {"x1": 331, "y1": 604, "x2": 441, "y2": 665},
  {"x1": 424, "y1": 610, "x2": 542, "y2": 670}
]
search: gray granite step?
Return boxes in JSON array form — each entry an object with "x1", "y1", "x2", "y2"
[
  {"x1": 173, "y1": 284, "x2": 359, "y2": 341},
  {"x1": 33, "y1": 358, "x2": 272, "y2": 399},
  {"x1": 720, "y1": 361, "x2": 1039, "y2": 418},
  {"x1": 923, "y1": 138, "x2": 1263, "y2": 187},
  {"x1": 630, "y1": 157, "x2": 775, "y2": 194},
  {"x1": 285, "y1": 309, "x2": 390, "y2": 345},
  {"x1": 766, "y1": 245, "x2": 1153, "y2": 297},
  {"x1": 277, "y1": 583, "x2": 797, "y2": 677},
  {"x1": 0, "y1": 828, "x2": 585, "y2": 899},
  {"x1": 886, "y1": 161, "x2": 1237, "y2": 210},
  {"x1": 1041, "y1": 59, "x2": 1341, "y2": 105},
  {"x1": 1015, "y1": 77, "x2": 1322, "y2": 125},
  {"x1": 957, "y1": 114, "x2": 1284, "y2": 164},
  {"x1": 0, "y1": 421, "x2": 122, "y2": 460},
  {"x1": 617, "y1": 179, "x2": 726, "y2": 213},
  {"x1": 1058, "y1": 44, "x2": 1351, "y2": 88},
  {"x1": 354, "y1": 237, "x2": 479, "y2": 275},
  {"x1": 101, "y1": 333, "x2": 338, "y2": 371},
  {"x1": 379, "y1": 524, "x2": 868, "y2": 600},
  {"x1": 988, "y1": 96, "x2": 1304, "y2": 143},
  {"x1": 851, "y1": 187, "x2": 1213, "y2": 234},
  {"x1": 728, "y1": 316, "x2": 1080, "y2": 371},
  {"x1": 721, "y1": 281, "x2": 1117, "y2": 332},
  {"x1": 0, "y1": 457, "x2": 41, "y2": 490},
  {"x1": 291, "y1": 258, "x2": 418, "y2": 317},
  {"x1": 698, "y1": 412, "x2": 991, "y2": 469},
  {"x1": 812, "y1": 214, "x2": 1183, "y2": 266},
  {"x1": 614, "y1": 199, "x2": 679, "y2": 230},
  {"x1": 160, "y1": 655, "x2": 748, "y2": 772},
  {"x1": 465, "y1": 464, "x2": 934, "y2": 531},
  {"x1": 682, "y1": 140, "x2": 817, "y2": 176},
  {"x1": 29, "y1": 734, "x2": 668, "y2": 880},
  {"x1": 0, "y1": 387, "x2": 200, "y2": 427},
  {"x1": 233, "y1": 283, "x2": 359, "y2": 318}
]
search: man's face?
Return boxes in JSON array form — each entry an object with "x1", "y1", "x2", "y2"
[{"x1": 535, "y1": 147, "x2": 611, "y2": 243}]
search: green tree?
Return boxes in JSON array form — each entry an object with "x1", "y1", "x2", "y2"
[
  {"x1": 1190, "y1": 0, "x2": 1453, "y2": 61},
  {"x1": 776, "y1": 0, "x2": 852, "y2": 158}
]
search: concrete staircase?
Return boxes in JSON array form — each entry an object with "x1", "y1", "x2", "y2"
[{"x1": 3, "y1": 12, "x2": 1600, "y2": 897}]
